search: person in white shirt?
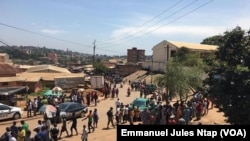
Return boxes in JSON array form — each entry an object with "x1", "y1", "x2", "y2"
[
  {"x1": 81, "y1": 125, "x2": 88, "y2": 141},
  {"x1": 9, "y1": 132, "x2": 17, "y2": 141},
  {"x1": 115, "y1": 106, "x2": 121, "y2": 125},
  {"x1": 35, "y1": 120, "x2": 43, "y2": 132},
  {"x1": 73, "y1": 94, "x2": 78, "y2": 102},
  {"x1": 123, "y1": 105, "x2": 129, "y2": 123},
  {"x1": 33, "y1": 98, "x2": 38, "y2": 116},
  {"x1": 115, "y1": 98, "x2": 121, "y2": 108}
]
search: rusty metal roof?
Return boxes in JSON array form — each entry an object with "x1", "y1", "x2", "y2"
[{"x1": 0, "y1": 64, "x2": 20, "y2": 75}]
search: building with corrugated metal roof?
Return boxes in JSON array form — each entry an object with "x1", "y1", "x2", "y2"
[
  {"x1": 142, "y1": 40, "x2": 218, "y2": 72},
  {"x1": 25, "y1": 65, "x2": 71, "y2": 73}
]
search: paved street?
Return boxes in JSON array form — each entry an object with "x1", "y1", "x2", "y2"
[{"x1": 0, "y1": 82, "x2": 140, "y2": 141}]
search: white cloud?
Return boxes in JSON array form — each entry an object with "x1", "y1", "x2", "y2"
[
  {"x1": 110, "y1": 24, "x2": 226, "y2": 42},
  {"x1": 108, "y1": 8, "x2": 250, "y2": 43},
  {"x1": 100, "y1": 15, "x2": 250, "y2": 51},
  {"x1": 233, "y1": 17, "x2": 250, "y2": 30},
  {"x1": 152, "y1": 25, "x2": 225, "y2": 36},
  {"x1": 41, "y1": 29, "x2": 65, "y2": 34}
]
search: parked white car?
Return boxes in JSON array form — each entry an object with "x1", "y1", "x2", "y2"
[{"x1": 0, "y1": 103, "x2": 23, "y2": 121}]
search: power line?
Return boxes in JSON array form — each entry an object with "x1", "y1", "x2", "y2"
[
  {"x1": 0, "y1": 22, "x2": 125, "y2": 54},
  {"x1": 130, "y1": 0, "x2": 214, "y2": 41},
  {"x1": 0, "y1": 0, "x2": 213, "y2": 55},
  {"x1": 100, "y1": 0, "x2": 213, "y2": 48},
  {"x1": 0, "y1": 39, "x2": 11, "y2": 47},
  {"x1": 97, "y1": 0, "x2": 198, "y2": 48},
  {"x1": 97, "y1": 0, "x2": 184, "y2": 44},
  {"x1": 0, "y1": 22, "x2": 92, "y2": 48}
]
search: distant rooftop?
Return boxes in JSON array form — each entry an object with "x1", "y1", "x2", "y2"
[
  {"x1": 169, "y1": 41, "x2": 218, "y2": 51},
  {"x1": 25, "y1": 65, "x2": 71, "y2": 73}
]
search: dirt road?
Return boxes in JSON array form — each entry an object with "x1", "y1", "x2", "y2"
[
  {"x1": 0, "y1": 82, "x2": 141, "y2": 141},
  {"x1": 0, "y1": 77, "x2": 229, "y2": 141}
]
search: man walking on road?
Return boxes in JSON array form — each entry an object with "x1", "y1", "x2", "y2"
[
  {"x1": 58, "y1": 116, "x2": 69, "y2": 139},
  {"x1": 68, "y1": 113, "x2": 78, "y2": 136},
  {"x1": 82, "y1": 110, "x2": 95, "y2": 133},
  {"x1": 106, "y1": 107, "x2": 115, "y2": 129}
]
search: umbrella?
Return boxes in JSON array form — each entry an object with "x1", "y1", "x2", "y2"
[
  {"x1": 39, "y1": 104, "x2": 57, "y2": 118},
  {"x1": 78, "y1": 88, "x2": 85, "y2": 92},
  {"x1": 77, "y1": 88, "x2": 85, "y2": 93},
  {"x1": 52, "y1": 86, "x2": 63, "y2": 93}
]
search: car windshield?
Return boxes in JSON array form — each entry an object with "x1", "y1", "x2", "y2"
[
  {"x1": 133, "y1": 100, "x2": 146, "y2": 107},
  {"x1": 0, "y1": 105, "x2": 10, "y2": 110},
  {"x1": 58, "y1": 103, "x2": 68, "y2": 110}
]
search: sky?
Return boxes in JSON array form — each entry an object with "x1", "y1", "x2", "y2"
[{"x1": 0, "y1": 0, "x2": 250, "y2": 56}]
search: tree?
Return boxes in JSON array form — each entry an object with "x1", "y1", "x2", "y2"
[
  {"x1": 93, "y1": 58, "x2": 109, "y2": 75},
  {"x1": 201, "y1": 35, "x2": 223, "y2": 46},
  {"x1": 203, "y1": 26, "x2": 250, "y2": 124},
  {"x1": 174, "y1": 47, "x2": 190, "y2": 62},
  {"x1": 156, "y1": 47, "x2": 205, "y2": 102}
]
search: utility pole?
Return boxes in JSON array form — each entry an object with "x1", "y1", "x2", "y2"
[
  {"x1": 93, "y1": 40, "x2": 96, "y2": 66},
  {"x1": 165, "y1": 44, "x2": 170, "y2": 101},
  {"x1": 166, "y1": 45, "x2": 169, "y2": 62},
  {"x1": 151, "y1": 54, "x2": 153, "y2": 83}
]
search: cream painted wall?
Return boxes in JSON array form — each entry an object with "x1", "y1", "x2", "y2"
[
  {"x1": 150, "y1": 40, "x2": 178, "y2": 72},
  {"x1": 143, "y1": 40, "x2": 216, "y2": 72}
]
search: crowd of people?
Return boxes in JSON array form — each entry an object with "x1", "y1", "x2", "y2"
[
  {"x1": 0, "y1": 76, "x2": 213, "y2": 141},
  {"x1": 0, "y1": 87, "x2": 103, "y2": 141},
  {"x1": 0, "y1": 109, "x2": 96, "y2": 141},
  {"x1": 111, "y1": 90, "x2": 212, "y2": 126},
  {"x1": 23, "y1": 87, "x2": 100, "y2": 121}
]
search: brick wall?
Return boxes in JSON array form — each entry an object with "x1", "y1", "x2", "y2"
[{"x1": 115, "y1": 64, "x2": 142, "y2": 76}]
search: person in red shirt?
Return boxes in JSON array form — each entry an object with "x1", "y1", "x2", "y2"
[{"x1": 196, "y1": 101, "x2": 203, "y2": 120}]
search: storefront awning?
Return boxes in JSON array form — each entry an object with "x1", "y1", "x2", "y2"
[{"x1": 0, "y1": 86, "x2": 28, "y2": 95}]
